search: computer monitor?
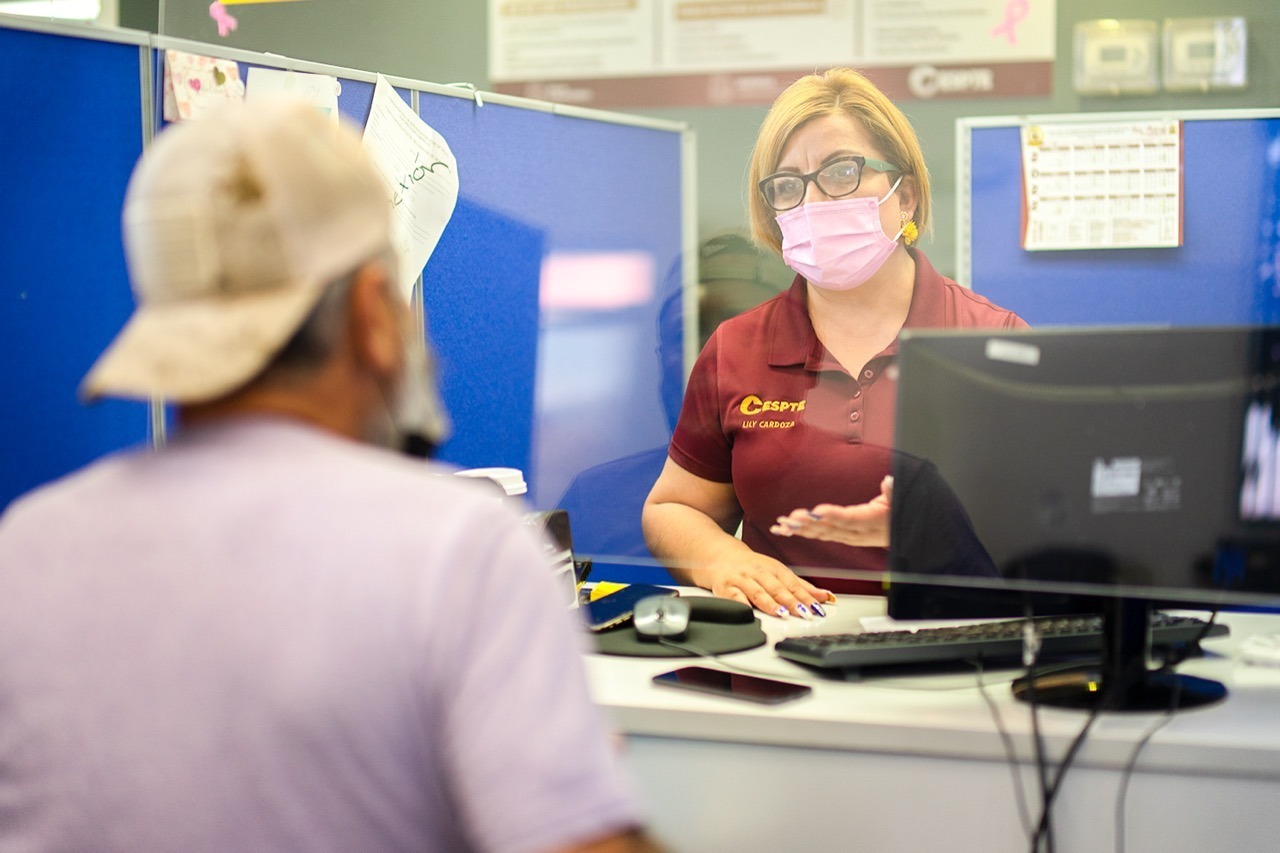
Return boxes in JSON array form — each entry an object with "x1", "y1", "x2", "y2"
[{"x1": 887, "y1": 326, "x2": 1280, "y2": 711}]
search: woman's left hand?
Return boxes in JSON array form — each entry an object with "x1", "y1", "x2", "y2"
[{"x1": 770, "y1": 475, "x2": 893, "y2": 548}]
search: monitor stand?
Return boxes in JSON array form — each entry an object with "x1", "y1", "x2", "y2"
[{"x1": 1011, "y1": 598, "x2": 1227, "y2": 712}]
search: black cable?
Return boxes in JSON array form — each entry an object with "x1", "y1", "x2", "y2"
[
  {"x1": 655, "y1": 636, "x2": 823, "y2": 684},
  {"x1": 1113, "y1": 704, "x2": 1176, "y2": 853},
  {"x1": 1026, "y1": 667, "x2": 1056, "y2": 853},
  {"x1": 1030, "y1": 699, "x2": 1102, "y2": 852},
  {"x1": 1158, "y1": 609, "x2": 1221, "y2": 669},
  {"x1": 1021, "y1": 609, "x2": 1056, "y2": 853},
  {"x1": 971, "y1": 657, "x2": 1035, "y2": 837},
  {"x1": 1112, "y1": 610, "x2": 1211, "y2": 853},
  {"x1": 1035, "y1": 608, "x2": 1219, "y2": 853}
]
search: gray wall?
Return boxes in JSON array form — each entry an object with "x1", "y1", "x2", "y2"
[{"x1": 145, "y1": 1, "x2": 1280, "y2": 279}]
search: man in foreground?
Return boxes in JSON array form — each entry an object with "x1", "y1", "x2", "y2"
[{"x1": 0, "y1": 98, "x2": 660, "y2": 853}]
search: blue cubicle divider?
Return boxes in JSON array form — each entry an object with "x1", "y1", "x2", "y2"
[
  {"x1": 964, "y1": 114, "x2": 1280, "y2": 326},
  {"x1": 414, "y1": 93, "x2": 683, "y2": 582},
  {"x1": 141, "y1": 46, "x2": 685, "y2": 577},
  {"x1": 0, "y1": 24, "x2": 150, "y2": 512},
  {"x1": 4, "y1": 23, "x2": 687, "y2": 583}
]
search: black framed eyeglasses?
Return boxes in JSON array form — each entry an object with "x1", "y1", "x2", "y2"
[{"x1": 758, "y1": 155, "x2": 901, "y2": 212}]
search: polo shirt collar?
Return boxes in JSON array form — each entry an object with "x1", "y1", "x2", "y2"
[
  {"x1": 899, "y1": 248, "x2": 950, "y2": 329},
  {"x1": 765, "y1": 274, "x2": 814, "y2": 369},
  {"x1": 765, "y1": 247, "x2": 948, "y2": 368}
]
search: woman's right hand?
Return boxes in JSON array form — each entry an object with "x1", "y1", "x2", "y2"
[
  {"x1": 642, "y1": 457, "x2": 832, "y2": 618},
  {"x1": 692, "y1": 553, "x2": 834, "y2": 619}
]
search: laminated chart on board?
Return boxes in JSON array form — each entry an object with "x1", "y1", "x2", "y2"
[{"x1": 1020, "y1": 119, "x2": 1183, "y2": 251}]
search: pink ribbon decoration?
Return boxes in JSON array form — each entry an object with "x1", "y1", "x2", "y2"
[
  {"x1": 209, "y1": 2, "x2": 238, "y2": 38},
  {"x1": 990, "y1": 0, "x2": 1028, "y2": 45}
]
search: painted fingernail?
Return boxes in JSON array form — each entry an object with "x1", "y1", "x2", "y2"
[
  {"x1": 796, "y1": 603, "x2": 812, "y2": 619},
  {"x1": 775, "y1": 606, "x2": 789, "y2": 618},
  {"x1": 808, "y1": 511, "x2": 823, "y2": 520},
  {"x1": 811, "y1": 602, "x2": 827, "y2": 618}
]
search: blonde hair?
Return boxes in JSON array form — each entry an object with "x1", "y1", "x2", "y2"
[{"x1": 747, "y1": 68, "x2": 931, "y2": 255}]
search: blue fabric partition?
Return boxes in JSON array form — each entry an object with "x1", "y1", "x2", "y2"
[
  {"x1": 1, "y1": 25, "x2": 149, "y2": 512},
  {"x1": 415, "y1": 94, "x2": 683, "y2": 578},
  {"x1": 420, "y1": 197, "x2": 544, "y2": 478},
  {"x1": 964, "y1": 114, "x2": 1280, "y2": 326},
  {"x1": 1, "y1": 22, "x2": 688, "y2": 585}
]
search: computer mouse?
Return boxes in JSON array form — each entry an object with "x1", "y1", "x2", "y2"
[{"x1": 633, "y1": 595, "x2": 691, "y2": 641}]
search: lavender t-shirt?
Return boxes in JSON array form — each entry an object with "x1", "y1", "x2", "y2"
[{"x1": 0, "y1": 418, "x2": 641, "y2": 852}]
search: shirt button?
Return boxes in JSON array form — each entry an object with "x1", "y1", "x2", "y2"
[
  {"x1": 852, "y1": 387, "x2": 862, "y2": 398},
  {"x1": 849, "y1": 412, "x2": 861, "y2": 423},
  {"x1": 862, "y1": 369, "x2": 875, "y2": 380}
]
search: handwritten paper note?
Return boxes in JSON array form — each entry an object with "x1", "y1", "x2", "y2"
[
  {"x1": 1021, "y1": 120, "x2": 1183, "y2": 251},
  {"x1": 361, "y1": 74, "x2": 459, "y2": 299}
]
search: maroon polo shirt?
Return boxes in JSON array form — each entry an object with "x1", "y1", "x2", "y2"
[{"x1": 668, "y1": 249, "x2": 1029, "y2": 595}]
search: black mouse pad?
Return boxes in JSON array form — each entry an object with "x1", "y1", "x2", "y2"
[
  {"x1": 682, "y1": 596, "x2": 756, "y2": 624},
  {"x1": 592, "y1": 617, "x2": 766, "y2": 658}
]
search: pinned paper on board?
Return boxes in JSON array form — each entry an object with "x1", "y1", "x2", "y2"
[
  {"x1": 245, "y1": 67, "x2": 340, "y2": 121},
  {"x1": 361, "y1": 74, "x2": 459, "y2": 300},
  {"x1": 1020, "y1": 119, "x2": 1183, "y2": 251},
  {"x1": 162, "y1": 50, "x2": 245, "y2": 121}
]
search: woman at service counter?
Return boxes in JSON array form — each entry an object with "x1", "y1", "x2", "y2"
[{"x1": 642, "y1": 67, "x2": 1028, "y2": 617}]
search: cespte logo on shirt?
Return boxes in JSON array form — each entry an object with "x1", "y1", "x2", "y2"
[{"x1": 738, "y1": 394, "x2": 804, "y2": 429}]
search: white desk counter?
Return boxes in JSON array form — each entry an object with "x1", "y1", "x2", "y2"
[{"x1": 584, "y1": 594, "x2": 1280, "y2": 852}]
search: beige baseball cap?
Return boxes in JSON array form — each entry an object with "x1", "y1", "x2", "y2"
[{"x1": 82, "y1": 96, "x2": 396, "y2": 404}]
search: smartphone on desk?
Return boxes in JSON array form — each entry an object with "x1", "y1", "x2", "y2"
[
  {"x1": 583, "y1": 584, "x2": 677, "y2": 632},
  {"x1": 652, "y1": 666, "x2": 812, "y2": 705}
]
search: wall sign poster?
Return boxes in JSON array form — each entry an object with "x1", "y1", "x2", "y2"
[
  {"x1": 1020, "y1": 120, "x2": 1183, "y2": 252},
  {"x1": 488, "y1": 0, "x2": 1055, "y2": 108}
]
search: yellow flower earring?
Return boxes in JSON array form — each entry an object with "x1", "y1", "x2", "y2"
[{"x1": 900, "y1": 211, "x2": 919, "y2": 246}]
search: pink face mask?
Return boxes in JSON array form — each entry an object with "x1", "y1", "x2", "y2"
[{"x1": 776, "y1": 176, "x2": 904, "y2": 291}]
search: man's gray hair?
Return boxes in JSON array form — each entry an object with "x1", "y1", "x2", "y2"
[{"x1": 268, "y1": 251, "x2": 397, "y2": 373}]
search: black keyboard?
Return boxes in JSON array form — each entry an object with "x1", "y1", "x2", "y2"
[{"x1": 774, "y1": 613, "x2": 1229, "y2": 672}]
